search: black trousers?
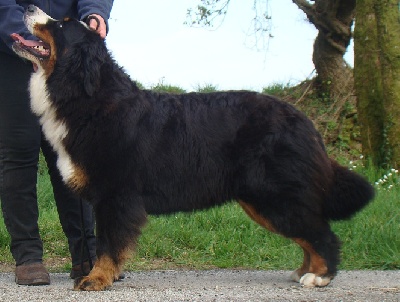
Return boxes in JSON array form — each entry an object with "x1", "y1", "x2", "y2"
[{"x1": 0, "y1": 52, "x2": 96, "y2": 266}]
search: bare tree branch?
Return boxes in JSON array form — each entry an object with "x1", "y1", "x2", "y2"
[
  {"x1": 185, "y1": 0, "x2": 231, "y2": 28},
  {"x1": 186, "y1": 0, "x2": 273, "y2": 50}
]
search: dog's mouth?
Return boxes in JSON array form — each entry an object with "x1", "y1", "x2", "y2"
[{"x1": 10, "y1": 33, "x2": 50, "y2": 58}]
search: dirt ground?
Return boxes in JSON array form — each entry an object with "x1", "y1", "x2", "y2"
[{"x1": 0, "y1": 270, "x2": 399, "y2": 301}]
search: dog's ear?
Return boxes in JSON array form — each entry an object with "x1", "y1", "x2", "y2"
[{"x1": 82, "y1": 41, "x2": 107, "y2": 97}]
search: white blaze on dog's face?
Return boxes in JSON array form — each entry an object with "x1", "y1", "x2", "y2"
[
  {"x1": 23, "y1": 5, "x2": 57, "y2": 33},
  {"x1": 11, "y1": 7, "x2": 54, "y2": 75}
]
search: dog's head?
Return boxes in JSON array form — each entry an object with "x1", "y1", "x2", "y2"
[{"x1": 11, "y1": 5, "x2": 107, "y2": 96}]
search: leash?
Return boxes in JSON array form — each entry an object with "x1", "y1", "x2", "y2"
[
  {"x1": 79, "y1": 198, "x2": 94, "y2": 273},
  {"x1": 86, "y1": 15, "x2": 100, "y2": 31},
  {"x1": 79, "y1": 14, "x2": 99, "y2": 275}
]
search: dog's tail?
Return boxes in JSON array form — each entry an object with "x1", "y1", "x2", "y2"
[{"x1": 322, "y1": 159, "x2": 375, "y2": 221}]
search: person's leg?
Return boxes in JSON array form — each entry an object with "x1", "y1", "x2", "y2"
[
  {"x1": 41, "y1": 138, "x2": 96, "y2": 275},
  {"x1": 0, "y1": 52, "x2": 49, "y2": 285}
]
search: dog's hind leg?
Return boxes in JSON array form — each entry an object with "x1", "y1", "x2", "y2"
[
  {"x1": 74, "y1": 199, "x2": 147, "y2": 291},
  {"x1": 289, "y1": 235, "x2": 339, "y2": 287},
  {"x1": 239, "y1": 200, "x2": 340, "y2": 288}
]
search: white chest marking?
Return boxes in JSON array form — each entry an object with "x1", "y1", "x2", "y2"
[{"x1": 29, "y1": 70, "x2": 74, "y2": 183}]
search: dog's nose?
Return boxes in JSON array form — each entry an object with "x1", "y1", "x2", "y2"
[{"x1": 27, "y1": 5, "x2": 36, "y2": 13}]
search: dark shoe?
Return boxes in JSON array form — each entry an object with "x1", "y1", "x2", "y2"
[
  {"x1": 70, "y1": 261, "x2": 125, "y2": 280},
  {"x1": 15, "y1": 262, "x2": 50, "y2": 286}
]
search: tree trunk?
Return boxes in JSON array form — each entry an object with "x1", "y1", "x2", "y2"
[
  {"x1": 354, "y1": 0, "x2": 385, "y2": 166},
  {"x1": 312, "y1": 33, "x2": 354, "y2": 100},
  {"x1": 376, "y1": 0, "x2": 400, "y2": 168},
  {"x1": 355, "y1": 0, "x2": 400, "y2": 168},
  {"x1": 293, "y1": 0, "x2": 355, "y2": 100}
]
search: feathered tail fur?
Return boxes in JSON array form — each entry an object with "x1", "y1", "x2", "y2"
[{"x1": 323, "y1": 160, "x2": 375, "y2": 220}]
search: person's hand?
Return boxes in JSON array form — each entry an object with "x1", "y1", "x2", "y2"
[{"x1": 88, "y1": 14, "x2": 107, "y2": 39}]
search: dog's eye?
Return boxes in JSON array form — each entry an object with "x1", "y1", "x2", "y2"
[{"x1": 57, "y1": 21, "x2": 63, "y2": 28}]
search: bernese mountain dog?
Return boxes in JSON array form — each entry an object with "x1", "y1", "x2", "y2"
[{"x1": 11, "y1": 5, "x2": 374, "y2": 291}]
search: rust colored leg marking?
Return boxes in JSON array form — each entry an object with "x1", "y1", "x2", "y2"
[
  {"x1": 239, "y1": 201, "x2": 276, "y2": 232},
  {"x1": 291, "y1": 239, "x2": 332, "y2": 287},
  {"x1": 74, "y1": 255, "x2": 117, "y2": 291},
  {"x1": 299, "y1": 247, "x2": 311, "y2": 275},
  {"x1": 294, "y1": 238, "x2": 328, "y2": 276}
]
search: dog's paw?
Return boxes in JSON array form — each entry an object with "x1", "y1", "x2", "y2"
[
  {"x1": 73, "y1": 275, "x2": 111, "y2": 291},
  {"x1": 299, "y1": 273, "x2": 331, "y2": 288}
]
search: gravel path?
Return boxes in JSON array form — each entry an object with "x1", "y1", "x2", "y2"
[{"x1": 0, "y1": 270, "x2": 399, "y2": 301}]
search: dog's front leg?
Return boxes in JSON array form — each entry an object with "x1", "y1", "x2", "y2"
[
  {"x1": 74, "y1": 198, "x2": 147, "y2": 291},
  {"x1": 73, "y1": 253, "x2": 125, "y2": 291}
]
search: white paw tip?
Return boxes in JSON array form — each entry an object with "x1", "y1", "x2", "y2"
[{"x1": 299, "y1": 273, "x2": 331, "y2": 287}]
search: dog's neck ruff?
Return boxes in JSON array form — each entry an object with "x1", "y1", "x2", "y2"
[{"x1": 29, "y1": 69, "x2": 74, "y2": 183}]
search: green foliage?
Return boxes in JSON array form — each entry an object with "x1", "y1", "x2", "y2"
[
  {"x1": 262, "y1": 82, "x2": 292, "y2": 96},
  {"x1": 195, "y1": 83, "x2": 218, "y2": 93},
  {"x1": 0, "y1": 220, "x2": 12, "y2": 263},
  {"x1": 38, "y1": 151, "x2": 48, "y2": 175},
  {"x1": 151, "y1": 80, "x2": 186, "y2": 94}
]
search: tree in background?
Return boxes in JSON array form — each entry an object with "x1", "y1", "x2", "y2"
[
  {"x1": 187, "y1": 0, "x2": 355, "y2": 100},
  {"x1": 293, "y1": 0, "x2": 355, "y2": 101},
  {"x1": 354, "y1": 0, "x2": 400, "y2": 168}
]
